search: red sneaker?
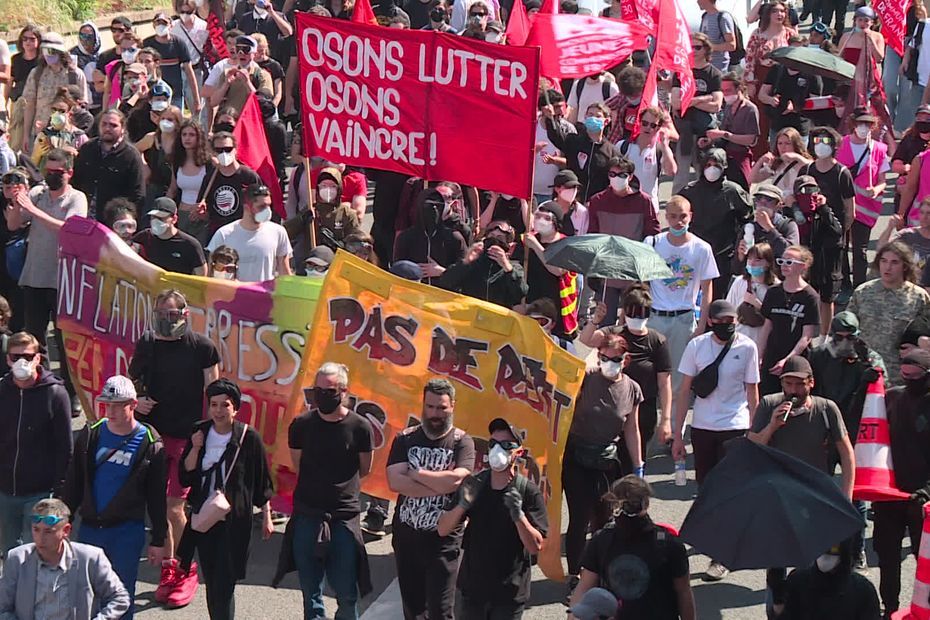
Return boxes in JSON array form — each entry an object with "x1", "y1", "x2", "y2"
[
  {"x1": 154, "y1": 559, "x2": 177, "y2": 604},
  {"x1": 165, "y1": 561, "x2": 198, "y2": 608}
]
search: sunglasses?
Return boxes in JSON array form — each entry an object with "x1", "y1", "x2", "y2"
[
  {"x1": 31, "y1": 514, "x2": 65, "y2": 527},
  {"x1": 313, "y1": 387, "x2": 340, "y2": 398},
  {"x1": 607, "y1": 171, "x2": 630, "y2": 179},
  {"x1": 796, "y1": 186, "x2": 818, "y2": 195},
  {"x1": 811, "y1": 136, "x2": 833, "y2": 144},
  {"x1": 212, "y1": 262, "x2": 237, "y2": 273},
  {"x1": 598, "y1": 353, "x2": 624, "y2": 364},
  {"x1": 346, "y1": 241, "x2": 372, "y2": 254},
  {"x1": 306, "y1": 264, "x2": 328, "y2": 274},
  {"x1": 113, "y1": 220, "x2": 137, "y2": 233},
  {"x1": 1, "y1": 174, "x2": 27, "y2": 185},
  {"x1": 489, "y1": 438, "x2": 520, "y2": 451},
  {"x1": 110, "y1": 26, "x2": 128, "y2": 34},
  {"x1": 9, "y1": 352, "x2": 37, "y2": 362},
  {"x1": 235, "y1": 46, "x2": 253, "y2": 54},
  {"x1": 487, "y1": 225, "x2": 514, "y2": 236},
  {"x1": 214, "y1": 146, "x2": 235, "y2": 154},
  {"x1": 470, "y1": 11, "x2": 488, "y2": 16},
  {"x1": 812, "y1": 22, "x2": 829, "y2": 33},
  {"x1": 775, "y1": 257, "x2": 804, "y2": 266},
  {"x1": 640, "y1": 121, "x2": 660, "y2": 129}
]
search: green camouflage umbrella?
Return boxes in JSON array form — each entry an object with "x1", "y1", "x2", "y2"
[{"x1": 542, "y1": 234, "x2": 672, "y2": 281}]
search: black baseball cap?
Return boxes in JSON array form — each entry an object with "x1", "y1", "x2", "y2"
[
  {"x1": 781, "y1": 355, "x2": 813, "y2": 379},
  {"x1": 708, "y1": 299, "x2": 737, "y2": 320},
  {"x1": 488, "y1": 418, "x2": 521, "y2": 445},
  {"x1": 550, "y1": 170, "x2": 581, "y2": 188},
  {"x1": 148, "y1": 196, "x2": 177, "y2": 217}
]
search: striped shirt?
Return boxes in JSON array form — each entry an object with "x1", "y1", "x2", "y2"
[{"x1": 34, "y1": 541, "x2": 72, "y2": 620}]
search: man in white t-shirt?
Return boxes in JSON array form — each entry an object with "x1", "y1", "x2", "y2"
[
  {"x1": 616, "y1": 105, "x2": 678, "y2": 214},
  {"x1": 673, "y1": 298, "x2": 759, "y2": 582},
  {"x1": 207, "y1": 183, "x2": 293, "y2": 282},
  {"x1": 647, "y1": 196, "x2": 718, "y2": 402},
  {"x1": 568, "y1": 72, "x2": 619, "y2": 124}
]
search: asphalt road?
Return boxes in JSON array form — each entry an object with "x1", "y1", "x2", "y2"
[{"x1": 126, "y1": 172, "x2": 919, "y2": 618}]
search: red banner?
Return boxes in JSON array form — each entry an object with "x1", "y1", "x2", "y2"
[
  {"x1": 296, "y1": 13, "x2": 540, "y2": 198},
  {"x1": 523, "y1": 14, "x2": 649, "y2": 78},
  {"x1": 643, "y1": 0, "x2": 694, "y2": 114},
  {"x1": 875, "y1": 0, "x2": 907, "y2": 57}
]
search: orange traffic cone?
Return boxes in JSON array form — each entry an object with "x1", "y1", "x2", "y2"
[
  {"x1": 853, "y1": 374, "x2": 912, "y2": 502},
  {"x1": 891, "y1": 502, "x2": 930, "y2": 620}
]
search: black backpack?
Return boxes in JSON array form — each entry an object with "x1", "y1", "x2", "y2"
[
  {"x1": 573, "y1": 78, "x2": 615, "y2": 109},
  {"x1": 707, "y1": 11, "x2": 746, "y2": 66},
  {"x1": 907, "y1": 22, "x2": 926, "y2": 84}
]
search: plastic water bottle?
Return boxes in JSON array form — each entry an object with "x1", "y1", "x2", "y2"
[
  {"x1": 743, "y1": 223, "x2": 755, "y2": 251},
  {"x1": 674, "y1": 460, "x2": 687, "y2": 486}
]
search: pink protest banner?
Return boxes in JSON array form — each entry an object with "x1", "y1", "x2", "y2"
[
  {"x1": 523, "y1": 14, "x2": 649, "y2": 78},
  {"x1": 296, "y1": 13, "x2": 540, "y2": 199},
  {"x1": 640, "y1": 0, "x2": 695, "y2": 121},
  {"x1": 874, "y1": 0, "x2": 907, "y2": 57},
  {"x1": 56, "y1": 217, "x2": 322, "y2": 511}
]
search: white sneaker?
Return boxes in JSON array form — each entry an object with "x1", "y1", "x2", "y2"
[{"x1": 703, "y1": 560, "x2": 729, "y2": 581}]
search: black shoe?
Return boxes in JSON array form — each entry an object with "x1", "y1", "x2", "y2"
[
  {"x1": 563, "y1": 574, "x2": 580, "y2": 606},
  {"x1": 70, "y1": 394, "x2": 83, "y2": 415},
  {"x1": 361, "y1": 510, "x2": 386, "y2": 538}
]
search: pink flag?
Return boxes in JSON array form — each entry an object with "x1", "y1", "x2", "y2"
[
  {"x1": 874, "y1": 0, "x2": 907, "y2": 56},
  {"x1": 506, "y1": 0, "x2": 531, "y2": 46},
  {"x1": 641, "y1": 0, "x2": 694, "y2": 114},
  {"x1": 524, "y1": 14, "x2": 649, "y2": 78}
]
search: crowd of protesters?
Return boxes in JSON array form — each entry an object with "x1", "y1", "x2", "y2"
[{"x1": 0, "y1": 0, "x2": 928, "y2": 619}]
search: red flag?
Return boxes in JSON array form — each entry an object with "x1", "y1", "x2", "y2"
[
  {"x1": 539, "y1": 0, "x2": 559, "y2": 14},
  {"x1": 234, "y1": 94, "x2": 285, "y2": 217},
  {"x1": 352, "y1": 0, "x2": 379, "y2": 26},
  {"x1": 524, "y1": 14, "x2": 649, "y2": 78},
  {"x1": 642, "y1": 0, "x2": 694, "y2": 114},
  {"x1": 875, "y1": 0, "x2": 907, "y2": 56},
  {"x1": 506, "y1": 0, "x2": 531, "y2": 46}
]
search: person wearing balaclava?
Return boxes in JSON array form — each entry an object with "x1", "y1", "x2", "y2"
[
  {"x1": 393, "y1": 187, "x2": 468, "y2": 285},
  {"x1": 127, "y1": 289, "x2": 220, "y2": 604},
  {"x1": 436, "y1": 417, "x2": 548, "y2": 619},
  {"x1": 872, "y1": 347, "x2": 930, "y2": 616},
  {"x1": 809, "y1": 310, "x2": 884, "y2": 570},
  {"x1": 679, "y1": 147, "x2": 752, "y2": 300},
  {"x1": 304, "y1": 166, "x2": 362, "y2": 250},
  {"x1": 70, "y1": 21, "x2": 102, "y2": 110},
  {"x1": 568, "y1": 475, "x2": 695, "y2": 618},
  {"x1": 781, "y1": 539, "x2": 881, "y2": 619}
]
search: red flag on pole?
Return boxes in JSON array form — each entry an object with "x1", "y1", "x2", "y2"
[
  {"x1": 874, "y1": 0, "x2": 907, "y2": 56},
  {"x1": 539, "y1": 0, "x2": 559, "y2": 14},
  {"x1": 352, "y1": 0, "x2": 379, "y2": 26},
  {"x1": 641, "y1": 0, "x2": 694, "y2": 114},
  {"x1": 203, "y1": 0, "x2": 229, "y2": 63},
  {"x1": 524, "y1": 14, "x2": 649, "y2": 78},
  {"x1": 234, "y1": 94, "x2": 285, "y2": 217},
  {"x1": 506, "y1": 0, "x2": 531, "y2": 46}
]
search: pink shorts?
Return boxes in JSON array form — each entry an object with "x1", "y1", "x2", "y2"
[{"x1": 162, "y1": 435, "x2": 191, "y2": 500}]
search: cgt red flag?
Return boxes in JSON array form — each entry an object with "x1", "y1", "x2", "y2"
[
  {"x1": 875, "y1": 0, "x2": 907, "y2": 56},
  {"x1": 203, "y1": 0, "x2": 229, "y2": 63},
  {"x1": 641, "y1": 0, "x2": 694, "y2": 116},
  {"x1": 352, "y1": 0, "x2": 379, "y2": 26},
  {"x1": 234, "y1": 94, "x2": 285, "y2": 217},
  {"x1": 506, "y1": 0, "x2": 531, "y2": 46},
  {"x1": 524, "y1": 14, "x2": 649, "y2": 78}
]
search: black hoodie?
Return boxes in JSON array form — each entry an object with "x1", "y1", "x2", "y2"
[
  {"x1": 0, "y1": 368, "x2": 73, "y2": 496},
  {"x1": 782, "y1": 540, "x2": 881, "y2": 619},
  {"x1": 393, "y1": 188, "x2": 467, "y2": 284}
]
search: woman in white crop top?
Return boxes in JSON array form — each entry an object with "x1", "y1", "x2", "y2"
[{"x1": 169, "y1": 119, "x2": 211, "y2": 245}]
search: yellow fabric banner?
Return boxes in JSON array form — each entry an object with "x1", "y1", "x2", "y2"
[{"x1": 286, "y1": 252, "x2": 584, "y2": 580}]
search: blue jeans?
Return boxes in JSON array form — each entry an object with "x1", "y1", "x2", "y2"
[
  {"x1": 79, "y1": 520, "x2": 146, "y2": 619},
  {"x1": 293, "y1": 514, "x2": 359, "y2": 620},
  {"x1": 884, "y1": 50, "x2": 904, "y2": 124},
  {"x1": 0, "y1": 491, "x2": 49, "y2": 555}
]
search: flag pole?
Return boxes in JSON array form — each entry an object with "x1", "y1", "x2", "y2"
[{"x1": 304, "y1": 159, "x2": 317, "y2": 250}]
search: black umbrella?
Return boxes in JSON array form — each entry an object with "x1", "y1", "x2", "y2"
[
  {"x1": 768, "y1": 45, "x2": 855, "y2": 83},
  {"x1": 679, "y1": 438, "x2": 864, "y2": 570},
  {"x1": 542, "y1": 234, "x2": 673, "y2": 281}
]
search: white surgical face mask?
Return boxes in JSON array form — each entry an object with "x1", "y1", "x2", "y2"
[
  {"x1": 122, "y1": 50, "x2": 136, "y2": 64},
  {"x1": 485, "y1": 32, "x2": 501, "y2": 43},
  {"x1": 212, "y1": 270, "x2": 235, "y2": 280},
  {"x1": 11, "y1": 358, "x2": 34, "y2": 381},
  {"x1": 216, "y1": 152, "x2": 235, "y2": 167},
  {"x1": 625, "y1": 316, "x2": 648, "y2": 331},
  {"x1": 704, "y1": 166, "x2": 723, "y2": 182},
  {"x1": 610, "y1": 175, "x2": 628, "y2": 192},
  {"x1": 533, "y1": 217, "x2": 554, "y2": 235},
  {"x1": 600, "y1": 360, "x2": 623, "y2": 379},
  {"x1": 150, "y1": 219, "x2": 171, "y2": 238},
  {"x1": 159, "y1": 119, "x2": 176, "y2": 133},
  {"x1": 815, "y1": 554, "x2": 841, "y2": 573},
  {"x1": 151, "y1": 100, "x2": 169, "y2": 112},
  {"x1": 855, "y1": 124, "x2": 871, "y2": 140},
  {"x1": 254, "y1": 206, "x2": 272, "y2": 223},
  {"x1": 487, "y1": 445, "x2": 512, "y2": 472},
  {"x1": 558, "y1": 188, "x2": 577, "y2": 203},
  {"x1": 813, "y1": 142, "x2": 833, "y2": 159},
  {"x1": 319, "y1": 186, "x2": 338, "y2": 203},
  {"x1": 155, "y1": 24, "x2": 170, "y2": 36},
  {"x1": 724, "y1": 94, "x2": 738, "y2": 105}
]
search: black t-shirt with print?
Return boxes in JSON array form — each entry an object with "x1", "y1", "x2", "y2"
[
  {"x1": 289, "y1": 410, "x2": 373, "y2": 518},
  {"x1": 387, "y1": 425, "x2": 475, "y2": 534},
  {"x1": 674, "y1": 64, "x2": 723, "y2": 134},
  {"x1": 457, "y1": 475, "x2": 549, "y2": 604},
  {"x1": 133, "y1": 229, "x2": 206, "y2": 275},
  {"x1": 799, "y1": 162, "x2": 855, "y2": 230},
  {"x1": 206, "y1": 165, "x2": 262, "y2": 233},
  {"x1": 622, "y1": 327, "x2": 672, "y2": 401},
  {"x1": 764, "y1": 66, "x2": 823, "y2": 135},
  {"x1": 760, "y1": 283, "x2": 820, "y2": 369},
  {"x1": 581, "y1": 517, "x2": 689, "y2": 620}
]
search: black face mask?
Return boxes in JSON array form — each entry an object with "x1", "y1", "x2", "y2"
[
  {"x1": 45, "y1": 171, "x2": 65, "y2": 191},
  {"x1": 916, "y1": 122, "x2": 930, "y2": 134},
  {"x1": 421, "y1": 201, "x2": 442, "y2": 233},
  {"x1": 903, "y1": 373, "x2": 930, "y2": 396},
  {"x1": 483, "y1": 236, "x2": 508, "y2": 256},
  {"x1": 430, "y1": 8, "x2": 446, "y2": 22},
  {"x1": 710, "y1": 322, "x2": 736, "y2": 341},
  {"x1": 313, "y1": 387, "x2": 342, "y2": 414}
]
